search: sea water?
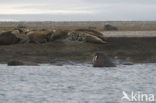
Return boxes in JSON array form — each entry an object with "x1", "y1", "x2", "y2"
[{"x1": 0, "y1": 63, "x2": 156, "y2": 103}]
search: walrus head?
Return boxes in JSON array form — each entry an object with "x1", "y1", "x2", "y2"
[{"x1": 93, "y1": 52, "x2": 116, "y2": 67}]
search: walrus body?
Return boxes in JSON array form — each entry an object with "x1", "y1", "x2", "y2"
[
  {"x1": 75, "y1": 29, "x2": 106, "y2": 41},
  {"x1": 12, "y1": 30, "x2": 29, "y2": 43},
  {"x1": 0, "y1": 31, "x2": 19, "y2": 45},
  {"x1": 27, "y1": 31, "x2": 53, "y2": 43},
  {"x1": 68, "y1": 31, "x2": 106, "y2": 44},
  {"x1": 50, "y1": 30, "x2": 68, "y2": 41}
]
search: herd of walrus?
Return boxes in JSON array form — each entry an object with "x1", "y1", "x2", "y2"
[
  {"x1": 0, "y1": 26, "x2": 107, "y2": 45},
  {"x1": 0, "y1": 25, "x2": 117, "y2": 67}
]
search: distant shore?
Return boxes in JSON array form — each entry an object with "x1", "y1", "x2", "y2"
[{"x1": 0, "y1": 21, "x2": 156, "y2": 31}]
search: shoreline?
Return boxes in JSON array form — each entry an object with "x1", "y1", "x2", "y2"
[{"x1": 0, "y1": 21, "x2": 156, "y2": 31}]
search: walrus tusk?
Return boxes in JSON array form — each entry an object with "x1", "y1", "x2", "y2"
[{"x1": 93, "y1": 56, "x2": 97, "y2": 62}]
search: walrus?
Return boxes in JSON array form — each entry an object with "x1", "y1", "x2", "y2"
[
  {"x1": 68, "y1": 31, "x2": 106, "y2": 44},
  {"x1": 12, "y1": 30, "x2": 29, "y2": 43},
  {"x1": 27, "y1": 31, "x2": 53, "y2": 43},
  {"x1": 68, "y1": 31, "x2": 85, "y2": 41},
  {"x1": 93, "y1": 52, "x2": 116, "y2": 67},
  {"x1": 0, "y1": 31, "x2": 19, "y2": 45},
  {"x1": 85, "y1": 34, "x2": 106, "y2": 44},
  {"x1": 50, "y1": 29, "x2": 69, "y2": 41},
  {"x1": 16, "y1": 24, "x2": 30, "y2": 34},
  {"x1": 75, "y1": 29, "x2": 106, "y2": 41},
  {"x1": 0, "y1": 30, "x2": 30, "y2": 45}
]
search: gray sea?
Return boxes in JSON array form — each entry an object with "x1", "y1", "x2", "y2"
[{"x1": 0, "y1": 63, "x2": 156, "y2": 103}]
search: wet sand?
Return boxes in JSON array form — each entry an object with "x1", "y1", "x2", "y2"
[{"x1": 103, "y1": 31, "x2": 156, "y2": 37}]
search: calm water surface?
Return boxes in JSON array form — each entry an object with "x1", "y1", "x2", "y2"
[{"x1": 0, "y1": 63, "x2": 156, "y2": 103}]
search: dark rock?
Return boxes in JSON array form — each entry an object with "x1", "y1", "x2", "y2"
[
  {"x1": 8, "y1": 60, "x2": 24, "y2": 66},
  {"x1": 104, "y1": 24, "x2": 118, "y2": 31},
  {"x1": 93, "y1": 52, "x2": 116, "y2": 67}
]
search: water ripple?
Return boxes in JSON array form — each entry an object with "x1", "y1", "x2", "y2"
[{"x1": 0, "y1": 63, "x2": 156, "y2": 103}]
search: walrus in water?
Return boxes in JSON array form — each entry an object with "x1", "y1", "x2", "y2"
[{"x1": 93, "y1": 52, "x2": 116, "y2": 67}]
